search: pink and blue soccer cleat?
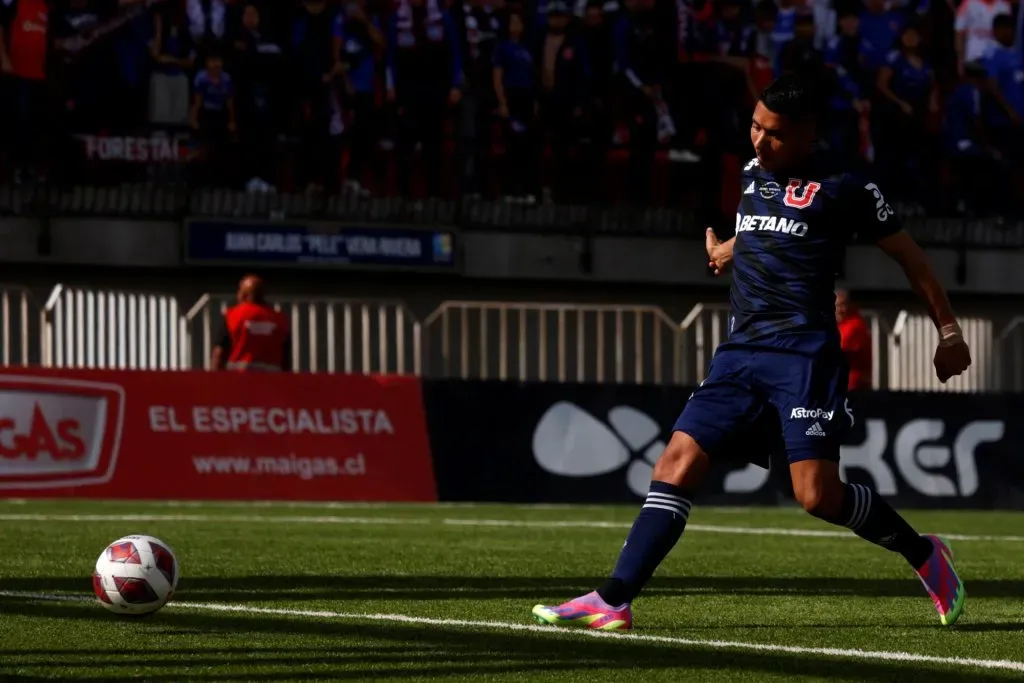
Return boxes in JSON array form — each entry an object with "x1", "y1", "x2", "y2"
[
  {"x1": 531, "y1": 591, "x2": 632, "y2": 631},
  {"x1": 915, "y1": 535, "x2": 966, "y2": 626}
]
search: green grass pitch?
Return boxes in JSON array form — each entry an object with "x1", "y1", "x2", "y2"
[{"x1": 1, "y1": 499, "x2": 1022, "y2": 682}]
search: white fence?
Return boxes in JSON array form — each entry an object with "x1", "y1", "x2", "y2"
[
  {"x1": 0, "y1": 287, "x2": 35, "y2": 367},
  {"x1": 994, "y1": 316, "x2": 1024, "y2": 393},
  {"x1": 423, "y1": 301, "x2": 680, "y2": 384},
  {"x1": 0, "y1": 284, "x2": 1016, "y2": 392},
  {"x1": 673, "y1": 302, "x2": 994, "y2": 392},
  {"x1": 41, "y1": 285, "x2": 188, "y2": 370},
  {"x1": 887, "y1": 312, "x2": 994, "y2": 393}
]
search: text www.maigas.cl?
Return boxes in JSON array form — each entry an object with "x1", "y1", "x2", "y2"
[{"x1": 191, "y1": 454, "x2": 366, "y2": 480}]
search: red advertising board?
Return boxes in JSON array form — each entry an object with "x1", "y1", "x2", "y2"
[{"x1": 0, "y1": 369, "x2": 436, "y2": 501}]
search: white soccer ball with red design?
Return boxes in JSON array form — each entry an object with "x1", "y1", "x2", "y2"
[{"x1": 92, "y1": 535, "x2": 179, "y2": 615}]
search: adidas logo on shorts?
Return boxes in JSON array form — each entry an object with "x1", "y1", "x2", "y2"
[{"x1": 805, "y1": 421, "x2": 826, "y2": 437}]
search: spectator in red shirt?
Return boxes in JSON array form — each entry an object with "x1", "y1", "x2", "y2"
[
  {"x1": 835, "y1": 288, "x2": 871, "y2": 391},
  {"x1": 212, "y1": 275, "x2": 291, "y2": 372}
]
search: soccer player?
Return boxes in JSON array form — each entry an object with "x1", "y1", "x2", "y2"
[{"x1": 531, "y1": 70, "x2": 972, "y2": 631}]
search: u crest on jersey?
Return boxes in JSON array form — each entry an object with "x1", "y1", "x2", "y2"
[{"x1": 783, "y1": 179, "x2": 822, "y2": 209}]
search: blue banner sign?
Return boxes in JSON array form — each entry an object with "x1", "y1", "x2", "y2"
[{"x1": 186, "y1": 221, "x2": 456, "y2": 268}]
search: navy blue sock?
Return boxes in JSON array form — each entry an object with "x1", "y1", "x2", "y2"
[
  {"x1": 840, "y1": 483, "x2": 933, "y2": 569},
  {"x1": 597, "y1": 481, "x2": 692, "y2": 606}
]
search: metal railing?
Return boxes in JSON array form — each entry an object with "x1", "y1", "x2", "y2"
[
  {"x1": 185, "y1": 294, "x2": 421, "y2": 375},
  {"x1": 888, "y1": 312, "x2": 993, "y2": 393},
  {"x1": 676, "y1": 304, "x2": 901, "y2": 388},
  {"x1": 861, "y1": 309, "x2": 893, "y2": 391},
  {"x1": 0, "y1": 284, "x2": 1016, "y2": 392},
  {"x1": 994, "y1": 316, "x2": 1024, "y2": 393},
  {"x1": 41, "y1": 285, "x2": 187, "y2": 369},
  {"x1": 423, "y1": 301, "x2": 682, "y2": 383},
  {"x1": 0, "y1": 286, "x2": 37, "y2": 367},
  {"x1": 674, "y1": 305, "x2": 996, "y2": 392},
  {"x1": 6, "y1": 183, "x2": 1024, "y2": 248},
  {"x1": 678, "y1": 303, "x2": 730, "y2": 385}
]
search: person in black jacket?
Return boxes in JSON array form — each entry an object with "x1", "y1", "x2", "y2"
[
  {"x1": 536, "y1": 0, "x2": 589, "y2": 202},
  {"x1": 455, "y1": 0, "x2": 501, "y2": 196},
  {"x1": 386, "y1": 0, "x2": 464, "y2": 198},
  {"x1": 233, "y1": 3, "x2": 284, "y2": 188}
]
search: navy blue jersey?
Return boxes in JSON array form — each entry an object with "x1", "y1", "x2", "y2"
[{"x1": 727, "y1": 156, "x2": 901, "y2": 350}]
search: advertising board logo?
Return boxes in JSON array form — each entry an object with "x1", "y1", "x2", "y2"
[
  {"x1": 532, "y1": 402, "x2": 1005, "y2": 500},
  {"x1": 531, "y1": 401, "x2": 777, "y2": 497},
  {"x1": 0, "y1": 376, "x2": 125, "y2": 489},
  {"x1": 532, "y1": 402, "x2": 666, "y2": 496},
  {"x1": 841, "y1": 418, "x2": 1004, "y2": 497}
]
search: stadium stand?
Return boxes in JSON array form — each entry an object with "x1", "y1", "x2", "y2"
[{"x1": 4, "y1": 0, "x2": 1024, "y2": 230}]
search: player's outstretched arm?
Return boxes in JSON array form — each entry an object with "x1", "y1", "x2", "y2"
[
  {"x1": 706, "y1": 228, "x2": 735, "y2": 276},
  {"x1": 876, "y1": 230, "x2": 972, "y2": 383}
]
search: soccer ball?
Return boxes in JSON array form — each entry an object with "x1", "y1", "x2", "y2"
[{"x1": 92, "y1": 535, "x2": 179, "y2": 616}]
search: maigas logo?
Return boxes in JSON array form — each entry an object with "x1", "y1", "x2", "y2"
[{"x1": 0, "y1": 376, "x2": 125, "y2": 489}]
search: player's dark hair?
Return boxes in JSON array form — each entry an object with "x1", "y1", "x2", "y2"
[
  {"x1": 760, "y1": 67, "x2": 830, "y2": 125},
  {"x1": 994, "y1": 12, "x2": 1015, "y2": 30}
]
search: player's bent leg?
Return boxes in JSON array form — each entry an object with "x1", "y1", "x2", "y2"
[
  {"x1": 531, "y1": 432, "x2": 709, "y2": 632},
  {"x1": 652, "y1": 430, "x2": 711, "y2": 488},
  {"x1": 790, "y1": 458, "x2": 966, "y2": 626},
  {"x1": 789, "y1": 457, "x2": 847, "y2": 520}
]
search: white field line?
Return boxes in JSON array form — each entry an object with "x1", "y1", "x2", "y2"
[
  {"x1": 0, "y1": 499, "x2": 778, "y2": 513},
  {"x1": 0, "y1": 591, "x2": 1021, "y2": 674},
  {"x1": 0, "y1": 514, "x2": 431, "y2": 525},
  {"x1": 443, "y1": 518, "x2": 1024, "y2": 543},
  {"x1": 0, "y1": 513, "x2": 1021, "y2": 543}
]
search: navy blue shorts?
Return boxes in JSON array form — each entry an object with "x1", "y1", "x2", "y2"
[{"x1": 673, "y1": 345, "x2": 854, "y2": 465}]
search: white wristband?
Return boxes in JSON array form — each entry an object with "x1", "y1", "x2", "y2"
[{"x1": 939, "y1": 322, "x2": 962, "y2": 347}]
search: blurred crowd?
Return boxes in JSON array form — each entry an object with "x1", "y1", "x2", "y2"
[{"x1": 3, "y1": 0, "x2": 1024, "y2": 214}]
